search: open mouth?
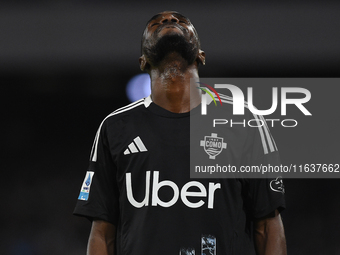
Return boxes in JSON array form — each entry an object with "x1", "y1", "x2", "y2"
[
  {"x1": 162, "y1": 24, "x2": 181, "y2": 30},
  {"x1": 163, "y1": 26, "x2": 181, "y2": 30},
  {"x1": 158, "y1": 23, "x2": 183, "y2": 31},
  {"x1": 159, "y1": 25, "x2": 186, "y2": 35}
]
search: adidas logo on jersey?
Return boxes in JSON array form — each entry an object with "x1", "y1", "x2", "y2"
[{"x1": 124, "y1": 136, "x2": 148, "y2": 155}]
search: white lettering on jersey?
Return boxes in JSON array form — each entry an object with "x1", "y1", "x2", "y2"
[
  {"x1": 126, "y1": 171, "x2": 150, "y2": 208},
  {"x1": 181, "y1": 181, "x2": 206, "y2": 208},
  {"x1": 126, "y1": 171, "x2": 221, "y2": 209},
  {"x1": 152, "y1": 171, "x2": 179, "y2": 207},
  {"x1": 208, "y1": 183, "x2": 221, "y2": 209}
]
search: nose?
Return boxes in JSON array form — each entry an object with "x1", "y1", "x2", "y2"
[{"x1": 160, "y1": 14, "x2": 179, "y2": 24}]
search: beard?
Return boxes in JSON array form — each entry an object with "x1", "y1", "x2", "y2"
[{"x1": 144, "y1": 32, "x2": 198, "y2": 67}]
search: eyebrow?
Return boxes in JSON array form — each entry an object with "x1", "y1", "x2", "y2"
[
  {"x1": 173, "y1": 13, "x2": 190, "y2": 22},
  {"x1": 147, "y1": 14, "x2": 162, "y2": 25}
]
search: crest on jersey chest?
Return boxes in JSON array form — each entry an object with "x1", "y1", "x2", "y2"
[{"x1": 200, "y1": 133, "x2": 227, "y2": 160}]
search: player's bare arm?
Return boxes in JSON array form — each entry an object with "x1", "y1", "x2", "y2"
[
  {"x1": 87, "y1": 220, "x2": 116, "y2": 255},
  {"x1": 254, "y1": 209, "x2": 287, "y2": 255}
]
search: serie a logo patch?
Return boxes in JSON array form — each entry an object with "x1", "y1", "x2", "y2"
[{"x1": 78, "y1": 171, "x2": 95, "y2": 201}]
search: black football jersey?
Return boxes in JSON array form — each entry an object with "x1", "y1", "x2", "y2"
[{"x1": 74, "y1": 95, "x2": 285, "y2": 255}]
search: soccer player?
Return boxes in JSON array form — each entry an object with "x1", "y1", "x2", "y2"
[{"x1": 74, "y1": 11, "x2": 287, "y2": 255}]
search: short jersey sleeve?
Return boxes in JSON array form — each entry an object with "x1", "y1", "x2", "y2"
[
  {"x1": 241, "y1": 110, "x2": 286, "y2": 219},
  {"x1": 242, "y1": 177, "x2": 285, "y2": 219},
  {"x1": 73, "y1": 120, "x2": 120, "y2": 225}
]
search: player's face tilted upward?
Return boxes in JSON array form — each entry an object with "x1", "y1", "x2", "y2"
[{"x1": 140, "y1": 11, "x2": 202, "y2": 69}]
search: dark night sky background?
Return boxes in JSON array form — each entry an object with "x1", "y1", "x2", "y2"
[{"x1": 2, "y1": 1, "x2": 340, "y2": 254}]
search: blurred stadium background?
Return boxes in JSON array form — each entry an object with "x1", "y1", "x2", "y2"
[{"x1": 2, "y1": 1, "x2": 340, "y2": 254}]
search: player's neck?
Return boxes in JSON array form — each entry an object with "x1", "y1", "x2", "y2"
[{"x1": 150, "y1": 55, "x2": 201, "y2": 113}]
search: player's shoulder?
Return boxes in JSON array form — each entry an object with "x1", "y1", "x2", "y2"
[{"x1": 102, "y1": 96, "x2": 151, "y2": 124}]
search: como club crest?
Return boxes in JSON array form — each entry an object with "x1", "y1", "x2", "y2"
[{"x1": 200, "y1": 133, "x2": 227, "y2": 159}]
